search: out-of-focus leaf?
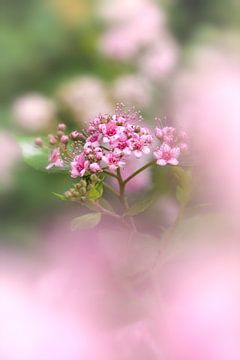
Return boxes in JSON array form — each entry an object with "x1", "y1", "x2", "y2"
[
  {"x1": 125, "y1": 195, "x2": 154, "y2": 217},
  {"x1": 71, "y1": 212, "x2": 101, "y2": 231},
  {"x1": 99, "y1": 198, "x2": 115, "y2": 213},
  {"x1": 172, "y1": 167, "x2": 192, "y2": 206},
  {"x1": 52, "y1": 192, "x2": 66, "y2": 201},
  {"x1": 87, "y1": 181, "x2": 103, "y2": 200},
  {"x1": 18, "y1": 136, "x2": 69, "y2": 173}
]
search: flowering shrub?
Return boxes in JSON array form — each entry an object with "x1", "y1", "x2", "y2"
[{"x1": 29, "y1": 106, "x2": 190, "y2": 232}]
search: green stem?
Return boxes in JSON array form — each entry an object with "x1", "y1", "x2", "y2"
[
  {"x1": 103, "y1": 170, "x2": 118, "y2": 179},
  {"x1": 123, "y1": 160, "x2": 155, "y2": 185},
  {"x1": 103, "y1": 183, "x2": 120, "y2": 198},
  {"x1": 117, "y1": 168, "x2": 137, "y2": 233},
  {"x1": 91, "y1": 201, "x2": 121, "y2": 219}
]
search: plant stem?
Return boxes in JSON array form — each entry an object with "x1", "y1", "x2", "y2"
[
  {"x1": 103, "y1": 183, "x2": 120, "y2": 198},
  {"x1": 123, "y1": 160, "x2": 155, "y2": 185},
  {"x1": 103, "y1": 170, "x2": 118, "y2": 179},
  {"x1": 117, "y1": 168, "x2": 137, "y2": 232}
]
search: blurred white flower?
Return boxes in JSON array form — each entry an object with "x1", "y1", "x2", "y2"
[
  {"x1": 112, "y1": 75, "x2": 152, "y2": 107},
  {"x1": 59, "y1": 76, "x2": 112, "y2": 123},
  {"x1": 13, "y1": 94, "x2": 56, "y2": 132}
]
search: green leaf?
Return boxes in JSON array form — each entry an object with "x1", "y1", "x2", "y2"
[
  {"x1": 125, "y1": 195, "x2": 154, "y2": 217},
  {"x1": 71, "y1": 212, "x2": 102, "y2": 231},
  {"x1": 52, "y1": 192, "x2": 66, "y2": 201},
  {"x1": 18, "y1": 136, "x2": 69, "y2": 173},
  {"x1": 98, "y1": 198, "x2": 115, "y2": 213},
  {"x1": 172, "y1": 167, "x2": 192, "y2": 206},
  {"x1": 87, "y1": 182, "x2": 103, "y2": 200}
]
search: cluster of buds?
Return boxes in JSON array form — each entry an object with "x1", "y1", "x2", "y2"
[
  {"x1": 153, "y1": 126, "x2": 188, "y2": 166},
  {"x1": 64, "y1": 174, "x2": 100, "y2": 201}
]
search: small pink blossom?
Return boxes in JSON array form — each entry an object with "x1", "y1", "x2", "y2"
[
  {"x1": 89, "y1": 163, "x2": 102, "y2": 173},
  {"x1": 70, "y1": 155, "x2": 89, "y2": 178},
  {"x1": 46, "y1": 149, "x2": 64, "y2": 170},
  {"x1": 102, "y1": 153, "x2": 125, "y2": 171},
  {"x1": 154, "y1": 144, "x2": 180, "y2": 166},
  {"x1": 155, "y1": 126, "x2": 176, "y2": 144}
]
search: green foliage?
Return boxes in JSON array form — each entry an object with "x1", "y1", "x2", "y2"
[
  {"x1": 172, "y1": 167, "x2": 192, "y2": 206},
  {"x1": 52, "y1": 192, "x2": 66, "y2": 201},
  {"x1": 18, "y1": 136, "x2": 69, "y2": 173},
  {"x1": 125, "y1": 195, "x2": 155, "y2": 217},
  {"x1": 87, "y1": 181, "x2": 103, "y2": 200},
  {"x1": 71, "y1": 212, "x2": 101, "y2": 231}
]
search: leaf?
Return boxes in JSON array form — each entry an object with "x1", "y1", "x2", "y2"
[
  {"x1": 172, "y1": 167, "x2": 192, "y2": 206},
  {"x1": 98, "y1": 198, "x2": 115, "y2": 213},
  {"x1": 71, "y1": 213, "x2": 102, "y2": 231},
  {"x1": 18, "y1": 136, "x2": 69, "y2": 173},
  {"x1": 87, "y1": 182, "x2": 103, "y2": 200},
  {"x1": 125, "y1": 195, "x2": 154, "y2": 217},
  {"x1": 52, "y1": 192, "x2": 66, "y2": 201}
]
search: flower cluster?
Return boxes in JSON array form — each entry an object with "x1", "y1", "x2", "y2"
[
  {"x1": 154, "y1": 126, "x2": 188, "y2": 166},
  {"x1": 36, "y1": 108, "x2": 187, "y2": 181}
]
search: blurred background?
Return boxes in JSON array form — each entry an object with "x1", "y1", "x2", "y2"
[{"x1": 1, "y1": 1, "x2": 240, "y2": 359}]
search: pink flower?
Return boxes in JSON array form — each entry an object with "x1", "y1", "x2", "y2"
[
  {"x1": 154, "y1": 144, "x2": 180, "y2": 166},
  {"x1": 89, "y1": 163, "x2": 102, "y2": 173},
  {"x1": 102, "y1": 153, "x2": 125, "y2": 171},
  {"x1": 46, "y1": 149, "x2": 64, "y2": 170},
  {"x1": 70, "y1": 154, "x2": 89, "y2": 178},
  {"x1": 155, "y1": 126, "x2": 176, "y2": 144}
]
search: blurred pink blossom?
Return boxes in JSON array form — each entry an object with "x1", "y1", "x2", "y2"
[
  {"x1": 169, "y1": 46, "x2": 240, "y2": 212},
  {"x1": 98, "y1": 0, "x2": 165, "y2": 60},
  {"x1": 13, "y1": 93, "x2": 56, "y2": 132},
  {"x1": 0, "y1": 131, "x2": 21, "y2": 189},
  {"x1": 139, "y1": 37, "x2": 179, "y2": 80},
  {"x1": 59, "y1": 76, "x2": 112, "y2": 122},
  {"x1": 112, "y1": 75, "x2": 152, "y2": 108}
]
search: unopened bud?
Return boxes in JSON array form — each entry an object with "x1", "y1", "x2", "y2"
[
  {"x1": 48, "y1": 135, "x2": 58, "y2": 145},
  {"x1": 90, "y1": 174, "x2": 98, "y2": 183},
  {"x1": 79, "y1": 188, "x2": 87, "y2": 195},
  {"x1": 58, "y1": 123, "x2": 66, "y2": 132},
  {"x1": 35, "y1": 137, "x2": 43, "y2": 147},
  {"x1": 60, "y1": 135, "x2": 69, "y2": 144},
  {"x1": 79, "y1": 180, "x2": 87, "y2": 188},
  {"x1": 57, "y1": 130, "x2": 64, "y2": 137},
  {"x1": 70, "y1": 130, "x2": 81, "y2": 141},
  {"x1": 64, "y1": 191, "x2": 72, "y2": 199}
]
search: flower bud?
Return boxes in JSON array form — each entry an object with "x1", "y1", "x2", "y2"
[
  {"x1": 48, "y1": 134, "x2": 58, "y2": 145},
  {"x1": 64, "y1": 191, "x2": 72, "y2": 199},
  {"x1": 79, "y1": 188, "x2": 86, "y2": 195},
  {"x1": 79, "y1": 180, "x2": 87, "y2": 188},
  {"x1": 57, "y1": 130, "x2": 64, "y2": 137},
  {"x1": 60, "y1": 135, "x2": 69, "y2": 144},
  {"x1": 35, "y1": 137, "x2": 43, "y2": 147},
  {"x1": 90, "y1": 174, "x2": 98, "y2": 183},
  {"x1": 58, "y1": 123, "x2": 66, "y2": 131},
  {"x1": 70, "y1": 130, "x2": 81, "y2": 141}
]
